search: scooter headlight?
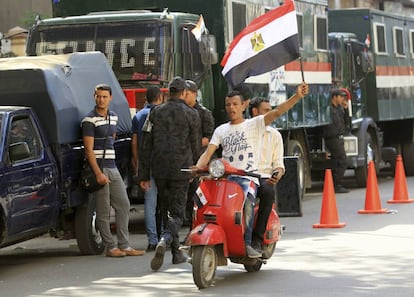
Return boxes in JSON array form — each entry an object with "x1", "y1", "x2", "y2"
[{"x1": 208, "y1": 159, "x2": 225, "y2": 178}]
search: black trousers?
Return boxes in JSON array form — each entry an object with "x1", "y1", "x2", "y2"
[
  {"x1": 155, "y1": 178, "x2": 189, "y2": 253},
  {"x1": 253, "y1": 178, "x2": 275, "y2": 241},
  {"x1": 325, "y1": 137, "x2": 347, "y2": 186},
  {"x1": 185, "y1": 178, "x2": 199, "y2": 224}
]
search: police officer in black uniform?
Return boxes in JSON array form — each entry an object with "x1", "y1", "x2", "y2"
[
  {"x1": 138, "y1": 76, "x2": 201, "y2": 271},
  {"x1": 182, "y1": 80, "x2": 215, "y2": 226},
  {"x1": 323, "y1": 88, "x2": 350, "y2": 193}
]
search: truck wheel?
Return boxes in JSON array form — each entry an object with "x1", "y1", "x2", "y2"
[
  {"x1": 355, "y1": 133, "x2": 379, "y2": 187},
  {"x1": 192, "y1": 245, "x2": 217, "y2": 289},
  {"x1": 402, "y1": 143, "x2": 414, "y2": 176},
  {"x1": 287, "y1": 140, "x2": 305, "y2": 200},
  {"x1": 311, "y1": 170, "x2": 324, "y2": 181},
  {"x1": 75, "y1": 196, "x2": 104, "y2": 255},
  {"x1": 355, "y1": 162, "x2": 368, "y2": 187}
]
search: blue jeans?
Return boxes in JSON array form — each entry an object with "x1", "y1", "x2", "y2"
[
  {"x1": 145, "y1": 176, "x2": 158, "y2": 245},
  {"x1": 228, "y1": 175, "x2": 257, "y2": 246}
]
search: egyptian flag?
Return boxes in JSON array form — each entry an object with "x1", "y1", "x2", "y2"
[
  {"x1": 191, "y1": 15, "x2": 206, "y2": 42},
  {"x1": 194, "y1": 184, "x2": 208, "y2": 208},
  {"x1": 221, "y1": 0, "x2": 299, "y2": 88}
]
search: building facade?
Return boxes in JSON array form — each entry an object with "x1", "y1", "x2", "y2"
[
  {"x1": 329, "y1": 0, "x2": 414, "y2": 15},
  {"x1": 0, "y1": 0, "x2": 51, "y2": 34}
]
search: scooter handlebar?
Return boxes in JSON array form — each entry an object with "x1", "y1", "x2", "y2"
[
  {"x1": 181, "y1": 166, "x2": 208, "y2": 175},
  {"x1": 182, "y1": 162, "x2": 261, "y2": 179}
]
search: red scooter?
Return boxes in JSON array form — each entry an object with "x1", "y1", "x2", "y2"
[{"x1": 183, "y1": 159, "x2": 282, "y2": 289}]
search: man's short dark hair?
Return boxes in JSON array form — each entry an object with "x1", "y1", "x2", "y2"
[
  {"x1": 233, "y1": 83, "x2": 252, "y2": 101},
  {"x1": 185, "y1": 80, "x2": 198, "y2": 92},
  {"x1": 168, "y1": 76, "x2": 186, "y2": 92},
  {"x1": 248, "y1": 97, "x2": 269, "y2": 118},
  {"x1": 226, "y1": 90, "x2": 243, "y2": 101},
  {"x1": 146, "y1": 86, "x2": 161, "y2": 103},
  {"x1": 331, "y1": 88, "x2": 347, "y2": 98},
  {"x1": 94, "y1": 84, "x2": 112, "y2": 95}
]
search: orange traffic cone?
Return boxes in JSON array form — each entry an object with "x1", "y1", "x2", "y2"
[
  {"x1": 313, "y1": 169, "x2": 346, "y2": 228},
  {"x1": 387, "y1": 155, "x2": 414, "y2": 204},
  {"x1": 358, "y1": 161, "x2": 387, "y2": 214}
]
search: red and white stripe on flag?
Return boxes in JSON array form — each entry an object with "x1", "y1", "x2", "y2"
[
  {"x1": 364, "y1": 33, "x2": 371, "y2": 48},
  {"x1": 221, "y1": 0, "x2": 299, "y2": 88}
]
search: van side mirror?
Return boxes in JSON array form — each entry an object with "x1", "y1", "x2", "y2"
[
  {"x1": 200, "y1": 34, "x2": 218, "y2": 65},
  {"x1": 9, "y1": 142, "x2": 31, "y2": 162},
  {"x1": 361, "y1": 51, "x2": 374, "y2": 73}
]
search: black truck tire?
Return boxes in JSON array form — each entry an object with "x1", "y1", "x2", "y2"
[
  {"x1": 75, "y1": 196, "x2": 104, "y2": 255},
  {"x1": 355, "y1": 132, "x2": 379, "y2": 187},
  {"x1": 402, "y1": 142, "x2": 414, "y2": 176}
]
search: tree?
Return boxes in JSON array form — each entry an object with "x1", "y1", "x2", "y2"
[{"x1": 20, "y1": 11, "x2": 51, "y2": 29}]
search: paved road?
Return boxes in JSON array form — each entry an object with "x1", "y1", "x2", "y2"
[{"x1": 1, "y1": 173, "x2": 413, "y2": 297}]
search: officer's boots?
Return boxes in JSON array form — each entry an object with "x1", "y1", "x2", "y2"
[{"x1": 171, "y1": 240, "x2": 187, "y2": 264}]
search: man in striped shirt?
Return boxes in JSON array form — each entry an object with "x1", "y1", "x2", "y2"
[{"x1": 82, "y1": 84, "x2": 145, "y2": 257}]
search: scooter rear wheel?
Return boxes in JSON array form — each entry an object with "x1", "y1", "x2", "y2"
[
  {"x1": 244, "y1": 260, "x2": 263, "y2": 272},
  {"x1": 262, "y1": 242, "x2": 276, "y2": 259},
  {"x1": 192, "y1": 245, "x2": 217, "y2": 289}
]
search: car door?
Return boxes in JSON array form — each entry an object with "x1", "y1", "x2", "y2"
[{"x1": 5, "y1": 115, "x2": 59, "y2": 236}]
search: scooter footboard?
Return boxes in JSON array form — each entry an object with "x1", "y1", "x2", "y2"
[{"x1": 187, "y1": 223, "x2": 229, "y2": 256}]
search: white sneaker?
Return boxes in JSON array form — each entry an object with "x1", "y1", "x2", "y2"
[{"x1": 246, "y1": 245, "x2": 262, "y2": 258}]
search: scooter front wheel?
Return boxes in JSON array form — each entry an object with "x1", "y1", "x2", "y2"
[{"x1": 192, "y1": 245, "x2": 217, "y2": 289}]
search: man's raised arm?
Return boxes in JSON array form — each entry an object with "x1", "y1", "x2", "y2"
[{"x1": 264, "y1": 82, "x2": 309, "y2": 126}]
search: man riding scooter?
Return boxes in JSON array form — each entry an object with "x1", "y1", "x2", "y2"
[
  {"x1": 248, "y1": 97, "x2": 285, "y2": 252},
  {"x1": 196, "y1": 82, "x2": 308, "y2": 258}
]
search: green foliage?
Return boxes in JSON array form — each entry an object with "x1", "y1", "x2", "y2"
[{"x1": 20, "y1": 11, "x2": 52, "y2": 29}]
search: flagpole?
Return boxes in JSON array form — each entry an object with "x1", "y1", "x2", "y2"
[{"x1": 299, "y1": 56, "x2": 305, "y2": 82}]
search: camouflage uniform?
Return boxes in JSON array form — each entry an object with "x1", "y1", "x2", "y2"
[
  {"x1": 139, "y1": 96, "x2": 200, "y2": 254},
  {"x1": 185, "y1": 102, "x2": 214, "y2": 223},
  {"x1": 193, "y1": 102, "x2": 215, "y2": 155}
]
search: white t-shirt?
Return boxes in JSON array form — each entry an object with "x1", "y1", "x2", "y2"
[{"x1": 210, "y1": 115, "x2": 266, "y2": 177}]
